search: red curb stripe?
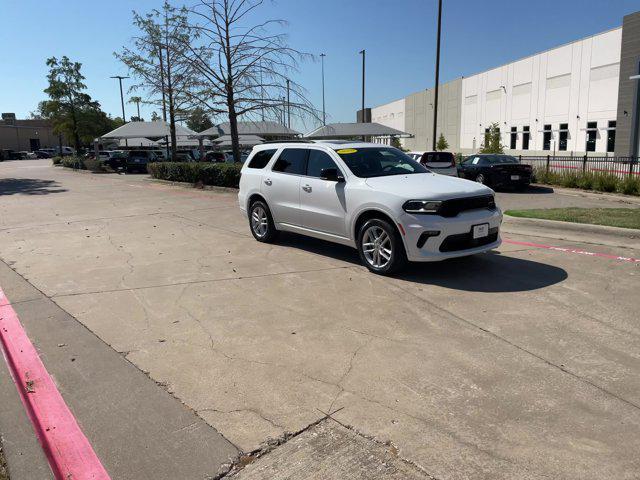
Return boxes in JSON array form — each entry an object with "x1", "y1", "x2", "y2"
[
  {"x1": 503, "y1": 239, "x2": 640, "y2": 263},
  {"x1": 0, "y1": 287, "x2": 110, "y2": 480}
]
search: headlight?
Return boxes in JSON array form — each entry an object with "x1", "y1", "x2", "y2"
[{"x1": 402, "y1": 200, "x2": 442, "y2": 214}]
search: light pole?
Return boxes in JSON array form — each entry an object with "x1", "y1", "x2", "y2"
[
  {"x1": 432, "y1": 0, "x2": 443, "y2": 151},
  {"x1": 110, "y1": 76, "x2": 130, "y2": 122},
  {"x1": 359, "y1": 50, "x2": 366, "y2": 122},
  {"x1": 286, "y1": 79, "x2": 291, "y2": 129},
  {"x1": 320, "y1": 53, "x2": 326, "y2": 125}
]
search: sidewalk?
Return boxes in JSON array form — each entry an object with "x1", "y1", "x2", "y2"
[{"x1": 0, "y1": 260, "x2": 238, "y2": 480}]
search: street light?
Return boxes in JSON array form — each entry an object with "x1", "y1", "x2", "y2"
[
  {"x1": 359, "y1": 50, "x2": 365, "y2": 122},
  {"x1": 432, "y1": 0, "x2": 443, "y2": 151},
  {"x1": 110, "y1": 75, "x2": 130, "y2": 122},
  {"x1": 320, "y1": 53, "x2": 326, "y2": 125}
]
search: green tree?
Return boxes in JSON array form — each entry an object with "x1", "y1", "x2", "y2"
[
  {"x1": 186, "y1": 107, "x2": 213, "y2": 132},
  {"x1": 129, "y1": 96, "x2": 143, "y2": 121},
  {"x1": 436, "y1": 133, "x2": 449, "y2": 151},
  {"x1": 39, "y1": 56, "x2": 118, "y2": 149},
  {"x1": 116, "y1": 1, "x2": 199, "y2": 159},
  {"x1": 479, "y1": 122, "x2": 505, "y2": 154}
]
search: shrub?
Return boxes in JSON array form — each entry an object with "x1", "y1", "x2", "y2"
[
  {"x1": 532, "y1": 166, "x2": 638, "y2": 196},
  {"x1": 147, "y1": 162, "x2": 242, "y2": 188},
  {"x1": 82, "y1": 158, "x2": 108, "y2": 173},
  {"x1": 52, "y1": 156, "x2": 63, "y2": 165},
  {"x1": 618, "y1": 176, "x2": 640, "y2": 196},
  {"x1": 592, "y1": 173, "x2": 618, "y2": 193},
  {"x1": 61, "y1": 156, "x2": 85, "y2": 169}
]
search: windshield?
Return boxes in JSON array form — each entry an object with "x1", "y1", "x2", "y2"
[
  {"x1": 335, "y1": 147, "x2": 428, "y2": 178},
  {"x1": 485, "y1": 155, "x2": 519, "y2": 164}
]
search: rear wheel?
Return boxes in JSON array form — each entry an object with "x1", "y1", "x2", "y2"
[
  {"x1": 249, "y1": 200, "x2": 278, "y2": 243},
  {"x1": 475, "y1": 173, "x2": 486, "y2": 185},
  {"x1": 357, "y1": 218, "x2": 407, "y2": 274}
]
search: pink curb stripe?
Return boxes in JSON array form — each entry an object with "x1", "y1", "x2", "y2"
[
  {"x1": 0, "y1": 287, "x2": 110, "y2": 480},
  {"x1": 503, "y1": 239, "x2": 640, "y2": 263}
]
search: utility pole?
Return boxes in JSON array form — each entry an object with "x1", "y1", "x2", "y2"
[
  {"x1": 432, "y1": 0, "x2": 443, "y2": 151},
  {"x1": 320, "y1": 53, "x2": 326, "y2": 125},
  {"x1": 359, "y1": 50, "x2": 366, "y2": 122},
  {"x1": 286, "y1": 79, "x2": 291, "y2": 129}
]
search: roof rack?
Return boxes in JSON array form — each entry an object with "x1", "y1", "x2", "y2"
[{"x1": 261, "y1": 139, "x2": 315, "y2": 144}]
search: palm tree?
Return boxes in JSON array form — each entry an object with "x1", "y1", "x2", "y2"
[{"x1": 129, "y1": 96, "x2": 142, "y2": 121}]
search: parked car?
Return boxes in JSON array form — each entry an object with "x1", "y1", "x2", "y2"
[
  {"x1": 408, "y1": 151, "x2": 458, "y2": 176},
  {"x1": 457, "y1": 154, "x2": 532, "y2": 190},
  {"x1": 204, "y1": 151, "x2": 228, "y2": 163},
  {"x1": 238, "y1": 142, "x2": 501, "y2": 274},
  {"x1": 98, "y1": 151, "x2": 127, "y2": 171},
  {"x1": 126, "y1": 150, "x2": 159, "y2": 173},
  {"x1": 35, "y1": 150, "x2": 53, "y2": 159},
  {"x1": 54, "y1": 146, "x2": 76, "y2": 156},
  {"x1": 18, "y1": 151, "x2": 38, "y2": 159}
]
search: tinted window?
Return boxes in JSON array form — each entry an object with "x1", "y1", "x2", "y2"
[
  {"x1": 272, "y1": 148, "x2": 308, "y2": 175},
  {"x1": 247, "y1": 149, "x2": 276, "y2": 169},
  {"x1": 485, "y1": 155, "x2": 519, "y2": 164},
  {"x1": 336, "y1": 147, "x2": 427, "y2": 178},
  {"x1": 307, "y1": 150, "x2": 338, "y2": 177},
  {"x1": 422, "y1": 152, "x2": 454, "y2": 164}
]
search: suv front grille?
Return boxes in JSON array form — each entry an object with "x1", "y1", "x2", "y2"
[
  {"x1": 438, "y1": 195, "x2": 496, "y2": 217},
  {"x1": 439, "y1": 227, "x2": 499, "y2": 252}
]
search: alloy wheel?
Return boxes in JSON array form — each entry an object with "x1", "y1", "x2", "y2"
[
  {"x1": 362, "y1": 226, "x2": 392, "y2": 269},
  {"x1": 251, "y1": 205, "x2": 269, "y2": 238}
]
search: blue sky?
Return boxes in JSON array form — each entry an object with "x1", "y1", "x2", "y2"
[{"x1": 1, "y1": 0, "x2": 638, "y2": 132}]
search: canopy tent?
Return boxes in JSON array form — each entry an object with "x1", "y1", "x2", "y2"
[
  {"x1": 213, "y1": 134, "x2": 264, "y2": 147},
  {"x1": 100, "y1": 120, "x2": 196, "y2": 140},
  {"x1": 119, "y1": 137, "x2": 159, "y2": 147},
  {"x1": 158, "y1": 137, "x2": 213, "y2": 147},
  {"x1": 195, "y1": 121, "x2": 300, "y2": 139},
  {"x1": 305, "y1": 122, "x2": 411, "y2": 139}
]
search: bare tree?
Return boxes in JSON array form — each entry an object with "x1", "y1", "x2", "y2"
[
  {"x1": 116, "y1": 1, "x2": 201, "y2": 158},
  {"x1": 185, "y1": 0, "x2": 319, "y2": 162}
]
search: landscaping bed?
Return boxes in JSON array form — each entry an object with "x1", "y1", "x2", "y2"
[
  {"x1": 533, "y1": 167, "x2": 640, "y2": 196},
  {"x1": 505, "y1": 207, "x2": 640, "y2": 230},
  {"x1": 147, "y1": 162, "x2": 242, "y2": 188}
]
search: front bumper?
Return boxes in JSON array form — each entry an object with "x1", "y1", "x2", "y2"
[{"x1": 399, "y1": 208, "x2": 503, "y2": 262}]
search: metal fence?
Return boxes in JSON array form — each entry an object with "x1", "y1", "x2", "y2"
[{"x1": 518, "y1": 155, "x2": 639, "y2": 179}]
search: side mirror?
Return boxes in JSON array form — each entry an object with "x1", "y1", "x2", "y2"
[{"x1": 320, "y1": 168, "x2": 344, "y2": 182}]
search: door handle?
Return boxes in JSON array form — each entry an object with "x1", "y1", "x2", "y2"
[
  {"x1": 302, "y1": 184, "x2": 312, "y2": 193},
  {"x1": 264, "y1": 178, "x2": 272, "y2": 186}
]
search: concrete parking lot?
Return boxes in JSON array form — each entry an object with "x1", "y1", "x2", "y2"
[{"x1": 1, "y1": 159, "x2": 639, "y2": 479}]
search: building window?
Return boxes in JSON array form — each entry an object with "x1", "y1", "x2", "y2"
[
  {"x1": 586, "y1": 121, "x2": 597, "y2": 152},
  {"x1": 607, "y1": 120, "x2": 616, "y2": 153},
  {"x1": 558, "y1": 123, "x2": 568, "y2": 151},
  {"x1": 510, "y1": 127, "x2": 517, "y2": 150},
  {"x1": 522, "y1": 126, "x2": 530, "y2": 150},
  {"x1": 543, "y1": 124, "x2": 552, "y2": 151}
]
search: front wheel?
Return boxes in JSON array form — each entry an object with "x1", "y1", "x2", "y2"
[
  {"x1": 357, "y1": 218, "x2": 407, "y2": 274},
  {"x1": 249, "y1": 200, "x2": 279, "y2": 243},
  {"x1": 475, "y1": 173, "x2": 486, "y2": 185}
]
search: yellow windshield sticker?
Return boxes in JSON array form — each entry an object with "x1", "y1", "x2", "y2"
[{"x1": 337, "y1": 148, "x2": 357, "y2": 154}]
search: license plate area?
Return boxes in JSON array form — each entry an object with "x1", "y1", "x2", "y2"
[
  {"x1": 472, "y1": 223, "x2": 489, "y2": 239},
  {"x1": 511, "y1": 175, "x2": 520, "y2": 180}
]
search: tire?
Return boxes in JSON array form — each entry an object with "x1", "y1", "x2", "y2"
[
  {"x1": 249, "y1": 200, "x2": 279, "y2": 243},
  {"x1": 357, "y1": 218, "x2": 407, "y2": 274},
  {"x1": 475, "y1": 173, "x2": 486, "y2": 185}
]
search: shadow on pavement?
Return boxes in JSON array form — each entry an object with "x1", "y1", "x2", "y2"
[
  {"x1": 396, "y1": 252, "x2": 567, "y2": 292},
  {"x1": 279, "y1": 233, "x2": 567, "y2": 293},
  {"x1": 0, "y1": 178, "x2": 67, "y2": 196}
]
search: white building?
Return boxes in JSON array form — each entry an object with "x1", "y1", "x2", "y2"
[
  {"x1": 366, "y1": 10, "x2": 640, "y2": 157},
  {"x1": 460, "y1": 27, "x2": 621, "y2": 155}
]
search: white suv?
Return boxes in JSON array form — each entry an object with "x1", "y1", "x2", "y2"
[{"x1": 238, "y1": 141, "x2": 502, "y2": 274}]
